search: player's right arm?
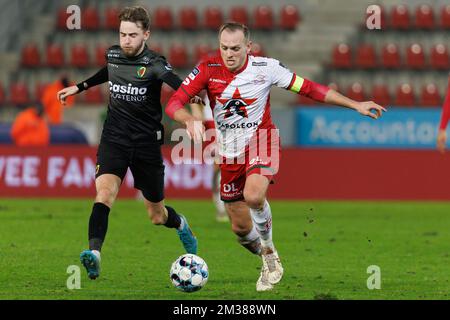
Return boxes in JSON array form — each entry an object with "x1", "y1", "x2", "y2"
[
  {"x1": 56, "y1": 66, "x2": 108, "y2": 105},
  {"x1": 166, "y1": 63, "x2": 209, "y2": 142}
]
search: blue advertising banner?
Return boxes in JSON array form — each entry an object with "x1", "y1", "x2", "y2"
[{"x1": 296, "y1": 107, "x2": 445, "y2": 149}]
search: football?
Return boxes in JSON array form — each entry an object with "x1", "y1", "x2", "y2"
[{"x1": 170, "y1": 254, "x2": 209, "y2": 292}]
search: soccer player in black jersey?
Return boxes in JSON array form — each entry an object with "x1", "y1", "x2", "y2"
[{"x1": 57, "y1": 6, "x2": 202, "y2": 280}]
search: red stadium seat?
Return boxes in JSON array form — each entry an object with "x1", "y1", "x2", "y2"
[
  {"x1": 381, "y1": 43, "x2": 401, "y2": 68},
  {"x1": 46, "y1": 44, "x2": 65, "y2": 67},
  {"x1": 153, "y1": 6, "x2": 174, "y2": 30},
  {"x1": 253, "y1": 5, "x2": 274, "y2": 30},
  {"x1": 346, "y1": 82, "x2": 365, "y2": 101},
  {"x1": 229, "y1": 6, "x2": 249, "y2": 25},
  {"x1": 371, "y1": 84, "x2": 391, "y2": 106},
  {"x1": 84, "y1": 86, "x2": 103, "y2": 103},
  {"x1": 415, "y1": 4, "x2": 435, "y2": 29},
  {"x1": 0, "y1": 82, "x2": 5, "y2": 105},
  {"x1": 332, "y1": 43, "x2": 352, "y2": 68},
  {"x1": 395, "y1": 84, "x2": 416, "y2": 106},
  {"x1": 390, "y1": 5, "x2": 411, "y2": 30},
  {"x1": 104, "y1": 7, "x2": 120, "y2": 30},
  {"x1": 168, "y1": 43, "x2": 189, "y2": 68},
  {"x1": 161, "y1": 84, "x2": 175, "y2": 105},
  {"x1": 179, "y1": 7, "x2": 198, "y2": 30},
  {"x1": 421, "y1": 83, "x2": 441, "y2": 106},
  {"x1": 35, "y1": 82, "x2": 48, "y2": 102},
  {"x1": 149, "y1": 43, "x2": 163, "y2": 55},
  {"x1": 70, "y1": 44, "x2": 90, "y2": 68},
  {"x1": 10, "y1": 82, "x2": 30, "y2": 105},
  {"x1": 355, "y1": 44, "x2": 377, "y2": 69},
  {"x1": 194, "y1": 44, "x2": 212, "y2": 63},
  {"x1": 204, "y1": 6, "x2": 223, "y2": 30},
  {"x1": 251, "y1": 43, "x2": 265, "y2": 57},
  {"x1": 82, "y1": 7, "x2": 100, "y2": 30},
  {"x1": 21, "y1": 43, "x2": 41, "y2": 67},
  {"x1": 441, "y1": 5, "x2": 450, "y2": 29},
  {"x1": 280, "y1": 5, "x2": 300, "y2": 30},
  {"x1": 406, "y1": 43, "x2": 426, "y2": 69},
  {"x1": 94, "y1": 44, "x2": 109, "y2": 67},
  {"x1": 56, "y1": 7, "x2": 70, "y2": 30},
  {"x1": 430, "y1": 44, "x2": 449, "y2": 69}
]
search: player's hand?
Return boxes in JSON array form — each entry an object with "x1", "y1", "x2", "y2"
[
  {"x1": 57, "y1": 85, "x2": 79, "y2": 105},
  {"x1": 437, "y1": 129, "x2": 447, "y2": 154},
  {"x1": 190, "y1": 95, "x2": 204, "y2": 105},
  {"x1": 356, "y1": 101, "x2": 387, "y2": 119},
  {"x1": 185, "y1": 119, "x2": 205, "y2": 143}
]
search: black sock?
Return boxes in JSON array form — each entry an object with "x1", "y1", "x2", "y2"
[
  {"x1": 164, "y1": 206, "x2": 181, "y2": 229},
  {"x1": 88, "y1": 202, "x2": 110, "y2": 251}
]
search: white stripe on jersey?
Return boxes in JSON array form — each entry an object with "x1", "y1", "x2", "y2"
[{"x1": 213, "y1": 56, "x2": 293, "y2": 158}]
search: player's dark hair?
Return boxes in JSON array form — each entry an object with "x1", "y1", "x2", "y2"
[
  {"x1": 218, "y1": 22, "x2": 250, "y2": 42},
  {"x1": 118, "y1": 6, "x2": 151, "y2": 31}
]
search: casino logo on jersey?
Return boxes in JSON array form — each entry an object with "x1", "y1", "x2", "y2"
[
  {"x1": 137, "y1": 66, "x2": 146, "y2": 78},
  {"x1": 217, "y1": 88, "x2": 257, "y2": 119}
]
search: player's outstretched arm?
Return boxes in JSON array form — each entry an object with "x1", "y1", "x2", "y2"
[
  {"x1": 324, "y1": 89, "x2": 387, "y2": 120},
  {"x1": 56, "y1": 66, "x2": 108, "y2": 105}
]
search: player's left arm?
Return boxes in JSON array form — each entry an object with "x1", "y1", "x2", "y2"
[{"x1": 271, "y1": 59, "x2": 386, "y2": 119}]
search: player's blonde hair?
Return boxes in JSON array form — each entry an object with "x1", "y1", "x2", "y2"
[{"x1": 218, "y1": 22, "x2": 250, "y2": 42}]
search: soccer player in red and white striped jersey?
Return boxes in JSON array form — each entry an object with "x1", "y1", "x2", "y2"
[{"x1": 166, "y1": 22, "x2": 386, "y2": 291}]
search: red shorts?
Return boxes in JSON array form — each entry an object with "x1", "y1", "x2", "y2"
[{"x1": 219, "y1": 129, "x2": 281, "y2": 202}]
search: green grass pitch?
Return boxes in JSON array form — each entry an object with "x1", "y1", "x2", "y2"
[{"x1": 1, "y1": 198, "x2": 450, "y2": 300}]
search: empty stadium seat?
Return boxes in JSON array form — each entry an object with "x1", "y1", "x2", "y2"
[
  {"x1": 355, "y1": 44, "x2": 377, "y2": 69},
  {"x1": 415, "y1": 4, "x2": 435, "y2": 29},
  {"x1": 9, "y1": 82, "x2": 30, "y2": 106},
  {"x1": 84, "y1": 86, "x2": 103, "y2": 103},
  {"x1": 346, "y1": 82, "x2": 365, "y2": 101},
  {"x1": 280, "y1": 5, "x2": 300, "y2": 30},
  {"x1": 332, "y1": 43, "x2": 352, "y2": 68},
  {"x1": 46, "y1": 44, "x2": 65, "y2": 67},
  {"x1": 0, "y1": 82, "x2": 5, "y2": 105},
  {"x1": 441, "y1": 5, "x2": 450, "y2": 29},
  {"x1": 395, "y1": 84, "x2": 416, "y2": 106},
  {"x1": 371, "y1": 84, "x2": 391, "y2": 106},
  {"x1": 70, "y1": 44, "x2": 90, "y2": 68},
  {"x1": 94, "y1": 44, "x2": 109, "y2": 66},
  {"x1": 253, "y1": 5, "x2": 274, "y2": 30},
  {"x1": 194, "y1": 44, "x2": 212, "y2": 63},
  {"x1": 179, "y1": 7, "x2": 198, "y2": 30},
  {"x1": 168, "y1": 43, "x2": 188, "y2": 68},
  {"x1": 149, "y1": 43, "x2": 163, "y2": 55},
  {"x1": 382, "y1": 43, "x2": 401, "y2": 68},
  {"x1": 56, "y1": 7, "x2": 70, "y2": 30},
  {"x1": 390, "y1": 5, "x2": 411, "y2": 29},
  {"x1": 82, "y1": 7, "x2": 100, "y2": 30},
  {"x1": 35, "y1": 82, "x2": 48, "y2": 102},
  {"x1": 104, "y1": 7, "x2": 120, "y2": 30},
  {"x1": 21, "y1": 43, "x2": 41, "y2": 67},
  {"x1": 421, "y1": 83, "x2": 441, "y2": 106},
  {"x1": 251, "y1": 43, "x2": 265, "y2": 57},
  {"x1": 430, "y1": 44, "x2": 449, "y2": 69},
  {"x1": 204, "y1": 6, "x2": 223, "y2": 30},
  {"x1": 229, "y1": 6, "x2": 249, "y2": 25},
  {"x1": 406, "y1": 43, "x2": 426, "y2": 69},
  {"x1": 153, "y1": 6, "x2": 174, "y2": 30}
]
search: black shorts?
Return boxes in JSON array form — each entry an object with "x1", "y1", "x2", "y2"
[{"x1": 96, "y1": 139, "x2": 165, "y2": 203}]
